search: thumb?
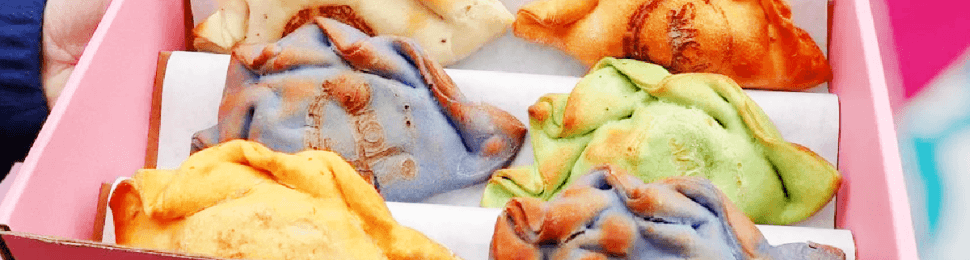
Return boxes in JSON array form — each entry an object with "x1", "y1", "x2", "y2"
[{"x1": 41, "y1": 0, "x2": 111, "y2": 108}]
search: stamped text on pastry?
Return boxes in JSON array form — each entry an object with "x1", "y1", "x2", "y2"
[{"x1": 306, "y1": 74, "x2": 416, "y2": 187}]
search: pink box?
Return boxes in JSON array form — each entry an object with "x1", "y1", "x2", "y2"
[{"x1": 0, "y1": 0, "x2": 918, "y2": 259}]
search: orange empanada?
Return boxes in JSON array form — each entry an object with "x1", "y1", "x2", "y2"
[
  {"x1": 110, "y1": 140, "x2": 461, "y2": 260},
  {"x1": 512, "y1": 0, "x2": 831, "y2": 91}
]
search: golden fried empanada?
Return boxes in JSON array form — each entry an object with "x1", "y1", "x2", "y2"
[
  {"x1": 512, "y1": 0, "x2": 831, "y2": 91},
  {"x1": 110, "y1": 140, "x2": 461, "y2": 260}
]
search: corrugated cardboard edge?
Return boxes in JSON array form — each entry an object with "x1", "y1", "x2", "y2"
[
  {"x1": 828, "y1": 0, "x2": 834, "y2": 52},
  {"x1": 0, "y1": 224, "x2": 14, "y2": 260},
  {"x1": 92, "y1": 183, "x2": 113, "y2": 241},
  {"x1": 183, "y1": 0, "x2": 195, "y2": 51},
  {"x1": 145, "y1": 52, "x2": 173, "y2": 169}
]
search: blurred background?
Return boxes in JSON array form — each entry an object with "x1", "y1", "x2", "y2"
[{"x1": 871, "y1": 0, "x2": 970, "y2": 258}]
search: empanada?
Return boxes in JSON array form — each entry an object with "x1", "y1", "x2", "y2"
[
  {"x1": 481, "y1": 58, "x2": 841, "y2": 224},
  {"x1": 491, "y1": 166, "x2": 846, "y2": 260},
  {"x1": 110, "y1": 140, "x2": 461, "y2": 260},
  {"x1": 193, "y1": 0, "x2": 514, "y2": 65},
  {"x1": 192, "y1": 18, "x2": 527, "y2": 202},
  {"x1": 512, "y1": 0, "x2": 830, "y2": 91}
]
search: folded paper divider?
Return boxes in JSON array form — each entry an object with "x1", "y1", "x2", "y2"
[{"x1": 93, "y1": 176, "x2": 856, "y2": 260}]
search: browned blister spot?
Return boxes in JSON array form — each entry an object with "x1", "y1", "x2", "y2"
[
  {"x1": 625, "y1": 0, "x2": 730, "y2": 74},
  {"x1": 340, "y1": 41, "x2": 406, "y2": 75},
  {"x1": 278, "y1": 79, "x2": 320, "y2": 118},
  {"x1": 540, "y1": 195, "x2": 606, "y2": 243},
  {"x1": 322, "y1": 73, "x2": 372, "y2": 115},
  {"x1": 585, "y1": 129, "x2": 632, "y2": 163},
  {"x1": 482, "y1": 105, "x2": 528, "y2": 144},
  {"x1": 528, "y1": 102, "x2": 551, "y2": 123},
  {"x1": 667, "y1": 3, "x2": 712, "y2": 73},
  {"x1": 539, "y1": 155, "x2": 570, "y2": 185},
  {"x1": 400, "y1": 158, "x2": 417, "y2": 179},
  {"x1": 244, "y1": 43, "x2": 279, "y2": 69},
  {"x1": 559, "y1": 185, "x2": 594, "y2": 198},
  {"x1": 254, "y1": 209, "x2": 273, "y2": 227},
  {"x1": 600, "y1": 215, "x2": 633, "y2": 257},
  {"x1": 624, "y1": 187, "x2": 661, "y2": 214},
  {"x1": 790, "y1": 143, "x2": 815, "y2": 153},
  {"x1": 482, "y1": 137, "x2": 507, "y2": 156},
  {"x1": 216, "y1": 229, "x2": 234, "y2": 250},
  {"x1": 283, "y1": 6, "x2": 376, "y2": 37},
  {"x1": 624, "y1": 0, "x2": 662, "y2": 61},
  {"x1": 493, "y1": 201, "x2": 543, "y2": 260}
]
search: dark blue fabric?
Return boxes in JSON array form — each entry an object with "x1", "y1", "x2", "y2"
[{"x1": 0, "y1": 0, "x2": 48, "y2": 178}]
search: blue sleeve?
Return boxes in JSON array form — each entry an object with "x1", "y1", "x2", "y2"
[{"x1": 0, "y1": 0, "x2": 49, "y2": 177}]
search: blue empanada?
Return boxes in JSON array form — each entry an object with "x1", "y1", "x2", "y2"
[{"x1": 193, "y1": 18, "x2": 526, "y2": 202}]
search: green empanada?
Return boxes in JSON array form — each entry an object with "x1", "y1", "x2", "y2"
[{"x1": 481, "y1": 58, "x2": 841, "y2": 225}]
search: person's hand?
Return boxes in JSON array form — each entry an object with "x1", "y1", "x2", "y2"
[{"x1": 41, "y1": 0, "x2": 112, "y2": 108}]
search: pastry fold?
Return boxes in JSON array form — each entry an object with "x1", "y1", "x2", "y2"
[
  {"x1": 110, "y1": 140, "x2": 461, "y2": 260},
  {"x1": 482, "y1": 58, "x2": 840, "y2": 225},
  {"x1": 512, "y1": 0, "x2": 830, "y2": 91},
  {"x1": 490, "y1": 166, "x2": 846, "y2": 260},
  {"x1": 193, "y1": 0, "x2": 514, "y2": 65},
  {"x1": 193, "y1": 18, "x2": 526, "y2": 202}
]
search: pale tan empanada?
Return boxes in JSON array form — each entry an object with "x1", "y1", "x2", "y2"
[{"x1": 193, "y1": 0, "x2": 514, "y2": 65}]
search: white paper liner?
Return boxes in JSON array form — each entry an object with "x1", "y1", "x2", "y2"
[
  {"x1": 102, "y1": 177, "x2": 855, "y2": 260},
  {"x1": 189, "y1": 0, "x2": 830, "y2": 92},
  {"x1": 156, "y1": 52, "x2": 840, "y2": 228}
]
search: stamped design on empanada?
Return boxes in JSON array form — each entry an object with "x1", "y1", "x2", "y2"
[
  {"x1": 522, "y1": 0, "x2": 824, "y2": 90},
  {"x1": 304, "y1": 73, "x2": 412, "y2": 187},
  {"x1": 199, "y1": 19, "x2": 526, "y2": 202},
  {"x1": 667, "y1": 3, "x2": 708, "y2": 73}
]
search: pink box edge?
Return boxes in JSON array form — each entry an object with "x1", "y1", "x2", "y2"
[
  {"x1": 0, "y1": 0, "x2": 920, "y2": 259},
  {"x1": 0, "y1": 0, "x2": 125, "y2": 224},
  {"x1": 852, "y1": 0, "x2": 919, "y2": 256}
]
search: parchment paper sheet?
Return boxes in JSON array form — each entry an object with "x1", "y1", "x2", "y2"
[
  {"x1": 188, "y1": 0, "x2": 829, "y2": 92},
  {"x1": 154, "y1": 52, "x2": 840, "y2": 228},
  {"x1": 101, "y1": 178, "x2": 855, "y2": 260}
]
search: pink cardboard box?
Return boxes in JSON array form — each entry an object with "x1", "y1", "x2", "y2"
[{"x1": 0, "y1": 0, "x2": 918, "y2": 259}]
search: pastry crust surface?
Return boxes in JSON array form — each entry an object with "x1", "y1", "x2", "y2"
[
  {"x1": 513, "y1": 0, "x2": 830, "y2": 90},
  {"x1": 110, "y1": 140, "x2": 462, "y2": 260},
  {"x1": 482, "y1": 58, "x2": 841, "y2": 225},
  {"x1": 193, "y1": 18, "x2": 527, "y2": 202},
  {"x1": 490, "y1": 166, "x2": 847, "y2": 260},
  {"x1": 194, "y1": 0, "x2": 514, "y2": 65}
]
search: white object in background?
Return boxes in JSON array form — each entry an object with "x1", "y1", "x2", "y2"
[{"x1": 897, "y1": 48, "x2": 970, "y2": 260}]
